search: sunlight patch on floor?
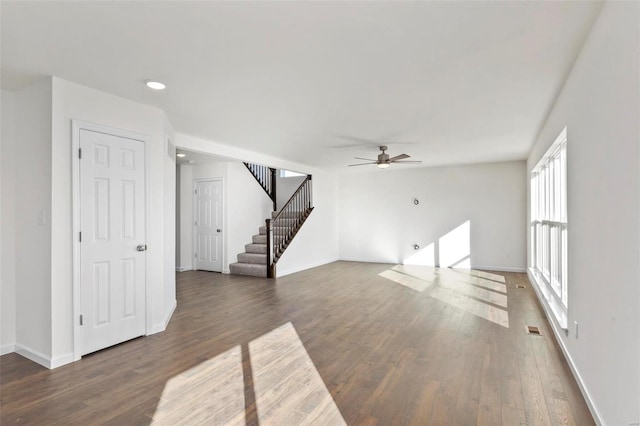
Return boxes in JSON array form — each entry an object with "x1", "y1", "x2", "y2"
[
  {"x1": 152, "y1": 345, "x2": 245, "y2": 425},
  {"x1": 152, "y1": 322, "x2": 345, "y2": 425},
  {"x1": 379, "y1": 265, "x2": 510, "y2": 328},
  {"x1": 249, "y1": 322, "x2": 346, "y2": 425}
]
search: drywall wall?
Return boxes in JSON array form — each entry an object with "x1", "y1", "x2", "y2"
[
  {"x1": 226, "y1": 162, "x2": 273, "y2": 270},
  {"x1": 13, "y1": 79, "x2": 53, "y2": 362},
  {"x1": 175, "y1": 165, "x2": 181, "y2": 267},
  {"x1": 176, "y1": 132, "x2": 340, "y2": 275},
  {"x1": 275, "y1": 173, "x2": 306, "y2": 210},
  {"x1": 177, "y1": 161, "x2": 273, "y2": 273},
  {"x1": 50, "y1": 77, "x2": 175, "y2": 364},
  {"x1": 339, "y1": 161, "x2": 526, "y2": 271},
  {"x1": 178, "y1": 164, "x2": 195, "y2": 270},
  {"x1": 163, "y1": 119, "x2": 177, "y2": 322},
  {"x1": 178, "y1": 161, "x2": 227, "y2": 271},
  {"x1": 1, "y1": 89, "x2": 17, "y2": 354},
  {"x1": 276, "y1": 171, "x2": 340, "y2": 276},
  {"x1": 526, "y1": 3, "x2": 639, "y2": 424}
]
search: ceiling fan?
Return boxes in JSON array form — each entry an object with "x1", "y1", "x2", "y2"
[{"x1": 348, "y1": 146, "x2": 422, "y2": 169}]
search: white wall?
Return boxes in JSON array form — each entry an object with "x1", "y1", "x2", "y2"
[
  {"x1": 14, "y1": 79, "x2": 54, "y2": 362},
  {"x1": 177, "y1": 161, "x2": 274, "y2": 273},
  {"x1": 48, "y1": 77, "x2": 175, "y2": 364},
  {"x1": 176, "y1": 132, "x2": 340, "y2": 275},
  {"x1": 276, "y1": 171, "x2": 340, "y2": 276},
  {"x1": 339, "y1": 161, "x2": 526, "y2": 271},
  {"x1": 175, "y1": 165, "x2": 181, "y2": 267},
  {"x1": 275, "y1": 173, "x2": 306, "y2": 210},
  {"x1": 1, "y1": 89, "x2": 17, "y2": 354},
  {"x1": 226, "y1": 162, "x2": 273, "y2": 269},
  {"x1": 178, "y1": 164, "x2": 195, "y2": 270},
  {"x1": 526, "y1": 3, "x2": 639, "y2": 425},
  {"x1": 163, "y1": 118, "x2": 177, "y2": 322}
]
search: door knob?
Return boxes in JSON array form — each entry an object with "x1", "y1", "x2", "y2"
[
  {"x1": 216, "y1": 229, "x2": 221, "y2": 233},
  {"x1": 137, "y1": 244, "x2": 147, "y2": 252}
]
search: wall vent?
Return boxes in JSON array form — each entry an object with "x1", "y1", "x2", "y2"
[
  {"x1": 526, "y1": 325, "x2": 542, "y2": 336},
  {"x1": 516, "y1": 284, "x2": 526, "y2": 289}
]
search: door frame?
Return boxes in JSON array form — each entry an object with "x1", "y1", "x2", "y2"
[
  {"x1": 71, "y1": 120, "x2": 151, "y2": 361},
  {"x1": 192, "y1": 178, "x2": 225, "y2": 273}
]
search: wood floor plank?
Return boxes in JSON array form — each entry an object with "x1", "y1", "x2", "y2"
[{"x1": 0, "y1": 262, "x2": 594, "y2": 425}]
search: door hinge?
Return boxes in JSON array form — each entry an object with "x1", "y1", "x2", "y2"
[
  {"x1": 194, "y1": 220, "x2": 197, "y2": 226},
  {"x1": 194, "y1": 189, "x2": 197, "y2": 195},
  {"x1": 79, "y1": 232, "x2": 82, "y2": 242},
  {"x1": 79, "y1": 148, "x2": 82, "y2": 159},
  {"x1": 194, "y1": 253, "x2": 197, "y2": 257},
  {"x1": 79, "y1": 314, "x2": 84, "y2": 326}
]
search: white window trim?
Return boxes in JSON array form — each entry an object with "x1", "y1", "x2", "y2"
[{"x1": 529, "y1": 127, "x2": 568, "y2": 329}]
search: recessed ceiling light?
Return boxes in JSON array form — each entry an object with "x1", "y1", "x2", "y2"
[
  {"x1": 176, "y1": 153, "x2": 186, "y2": 158},
  {"x1": 145, "y1": 81, "x2": 166, "y2": 90}
]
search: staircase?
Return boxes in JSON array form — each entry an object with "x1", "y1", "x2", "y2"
[
  {"x1": 230, "y1": 163, "x2": 313, "y2": 278},
  {"x1": 229, "y1": 225, "x2": 268, "y2": 277}
]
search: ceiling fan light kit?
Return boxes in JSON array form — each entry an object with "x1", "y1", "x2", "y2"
[{"x1": 348, "y1": 145, "x2": 422, "y2": 168}]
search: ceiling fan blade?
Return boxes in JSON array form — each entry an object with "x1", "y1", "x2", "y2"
[
  {"x1": 392, "y1": 160, "x2": 422, "y2": 164},
  {"x1": 389, "y1": 154, "x2": 410, "y2": 161},
  {"x1": 354, "y1": 157, "x2": 377, "y2": 161},
  {"x1": 348, "y1": 162, "x2": 377, "y2": 167}
]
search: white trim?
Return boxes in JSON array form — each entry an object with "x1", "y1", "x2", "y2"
[
  {"x1": 15, "y1": 344, "x2": 51, "y2": 368},
  {"x1": 148, "y1": 299, "x2": 177, "y2": 335},
  {"x1": 276, "y1": 258, "x2": 340, "y2": 277},
  {"x1": 71, "y1": 120, "x2": 151, "y2": 361},
  {"x1": 14, "y1": 346, "x2": 73, "y2": 369},
  {"x1": 472, "y1": 265, "x2": 527, "y2": 273},
  {"x1": 339, "y1": 257, "x2": 397, "y2": 264},
  {"x1": 339, "y1": 257, "x2": 526, "y2": 273},
  {"x1": 50, "y1": 352, "x2": 74, "y2": 369},
  {"x1": 165, "y1": 299, "x2": 177, "y2": 328},
  {"x1": 0, "y1": 344, "x2": 15, "y2": 355},
  {"x1": 527, "y1": 270, "x2": 604, "y2": 426},
  {"x1": 176, "y1": 266, "x2": 193, "y2": 272},
  {"x1": 193, "y1": 178, "x2": 225, "y2": 273}
]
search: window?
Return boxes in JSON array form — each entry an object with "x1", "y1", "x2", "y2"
[
  {"x1": 530, "y1": 128, "x2": 568, "y2": 327},
  {"x1": 279, "y1": 169, "x2": 305, "y2": 178}
]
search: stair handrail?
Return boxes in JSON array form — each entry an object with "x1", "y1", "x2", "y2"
[
  {"x1": 266, "y1": 175, "x2": 313, "y2": 277},
  {"x1": 243, "y1": 162, "x2": 277, "y2": 211}
]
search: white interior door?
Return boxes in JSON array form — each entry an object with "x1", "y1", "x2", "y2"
[
  {"x1": 194, "y1": 180, "x2": 223, "y2": 272},
  {"x1": 80, "y1": 128, "x2": 146, "y2": 355}
]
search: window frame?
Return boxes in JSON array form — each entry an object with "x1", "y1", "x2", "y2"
[{"x1": 530, "y1": 128, "x2": 568, "y2": 329}]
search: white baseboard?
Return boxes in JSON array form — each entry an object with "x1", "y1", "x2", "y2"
[
  {"x1": 148, "y1": 299, "x2": 177, "y2": 335},
  {"x1": 472, "y1": 265, "x2": 526, "y2": 273},
  {"x1": 338, "y1": 258, "x2": 526, "y2": 273},
  {"x1": 1, "y1": 344, "x2": 15, "y2": 356},
  {"x1": 276, "y1": 258, "x2": 339, "y2": 277},
  {"x1": 526, "y1": 270, "x2": 604, "y2": 425},
  {"x1": 338, "y1": 257, "x2": 395, "y2": 265},
  {"x1": 50, "y1": 352, "x2": 74, "y2": 369},
  {"x1": 176, "y1": 266, "x2": 193, "y2": 272},
  {"x1": 165, "y1": 299, "x2": 177, "y2": 328},
  {"x1": 14, "y1": 344, "x2": 51, "y2": 368}
]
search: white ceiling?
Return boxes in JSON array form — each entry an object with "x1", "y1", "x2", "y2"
[{"x1": 1, "y1": 1, "x2": 602, "y2": 170}]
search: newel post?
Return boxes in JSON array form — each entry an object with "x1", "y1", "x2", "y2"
[
  {"x1": 270, "y1": 167, "x2": 277, "y2": 212},
  {"x1": 266, "y1": 218, "x2": 274, "y2": 278}
]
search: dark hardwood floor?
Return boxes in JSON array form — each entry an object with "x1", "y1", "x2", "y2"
[{"x1": 0, "y1": 261, "x2": 593, "y2": 425}]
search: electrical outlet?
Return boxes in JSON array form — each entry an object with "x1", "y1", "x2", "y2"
[{"x1": 574, "y1": 321, "x2": 579, "y2": 338}]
